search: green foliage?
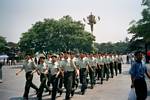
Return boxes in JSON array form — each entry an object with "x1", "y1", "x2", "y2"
[
  {"x1": 94, "y1": 41, "x2": 128, "y2": 54},
  {"x1": 0, "y1": 35, "x2": 7, "y2": 54},
  {"x1": 128, "y1": 1, "x2": 150, "y2": 51},
  {"x1": 19, "y1": 15, "x2": 95, "y2": 54}
]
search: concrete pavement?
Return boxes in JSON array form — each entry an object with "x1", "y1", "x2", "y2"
[{"x1": 0, "y1": 64, "x2": 150, "y2": 100}]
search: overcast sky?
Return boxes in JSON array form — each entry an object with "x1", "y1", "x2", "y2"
[{"x1": 0, "y1": 0, "x2": 143, "y2": 43}]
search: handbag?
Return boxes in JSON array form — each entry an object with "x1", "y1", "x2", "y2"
[{"x1": 128, "y1": 88, "x2": 136, "y2": 100}]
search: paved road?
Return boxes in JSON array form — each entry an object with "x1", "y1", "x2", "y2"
[{"x1": 0, "y1": 64, "x2": 150, "y2": 100}]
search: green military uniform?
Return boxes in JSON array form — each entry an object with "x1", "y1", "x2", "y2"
[
  {"x1": 113, "y1": 56, "x2": 118, "y2": 76},
  {"x1": 87, "y1": 57, "x2": 96, "y2": 89},
  {"x1": 117, "y1": 55, "x2": 122, "y2": 74},
  {"x1": 108, "y1": 56, "x2": 114, "y2": 78},
  {"x1": 61, "y1": 59, "x2": 75, "y2": 100},
  {"x1": 98, "y1": 56, "x2": 104, "y2": 84},
  {"x1": 37, "y1": 62, "x2": 50, "y2": 100},
  {"x1": 48, "y1": 61, "x2": 60, "y2": 100},
  {"x1": 75, "y1": 57, "x2": 88, "y2": 95},
  {"x1": 22, "y1": 59, "x2": 38, "y2": 99},
  {"x1": 103, "y1": 56, "x2": 109, "y2": 81}
]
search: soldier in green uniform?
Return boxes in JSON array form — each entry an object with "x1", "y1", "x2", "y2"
[
  {"x1": 75, "y1": 53, "x2": 88, "y2": 95},
  {"x1": 98, "y1": 54, "x2": 104, "y2": 84},
  {"x1": 61, "y1": 51, "x2": 77, "y2": 100},
  {"x1": 88, "y1": 54, "x2": 95, "y2": 89},
  {"x1": 48, "y1": 54, "x2": 61, "y2": 100},
  {"x1": 16, "y1": 54, "x2": 38, "y2": 100},
  {"x1": 117, "y1": 55, "x2": 123, "y2": 74},
  {"x1": 45, "y1": 53, "x2": 52, "y2": 93},
  {"x1": 57, "y1": 52, "x2": 64, "y2": 96},
  {"x1": 36, "y1": 54, "x2": 50, "y2": 100},
  {"x1": 108, "y1": 54, "x2": 114, "y2": 78},
  {"x1": 114, "y1": 55, "x2": 118, "y2": 76},
  {"x1": 103, "y1": 54, "x2": 109, "y2": 81}
]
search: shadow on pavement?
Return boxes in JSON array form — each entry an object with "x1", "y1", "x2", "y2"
[{"x1": 10, "y1": 97, "x2": 37, "y2": 100}]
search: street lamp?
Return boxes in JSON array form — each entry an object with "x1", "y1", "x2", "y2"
[{"x1": 83, "y1": 12, "x2": 100, "y2": 34}]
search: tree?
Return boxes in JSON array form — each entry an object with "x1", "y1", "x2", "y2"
[
  {"x1": 94, "y1": 41, "x2": 128, "y2": 54},
  {"x1": 19, "y1": 15, "x2": 95, "y2": 54},
  {"x1": 0, "y1": 35, "x2": 7, "y2": 54},
  {"x1": 128, "y1": 1, "x2": 150, "y2": 62}
]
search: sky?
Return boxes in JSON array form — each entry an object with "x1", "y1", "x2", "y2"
[{"x1": 0, "y1": 0, "x2": 143, "y2": 43}]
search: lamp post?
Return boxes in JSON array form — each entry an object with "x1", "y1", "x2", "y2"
[{"x1": 83, "y1": 12, "x2": 100, "y2": 34}]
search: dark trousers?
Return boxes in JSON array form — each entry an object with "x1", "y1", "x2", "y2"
[
  {"x1": 89, "y1": 66, "x2": 96, "y2": 86},
  {"x1": 96, "y1": 65, "x2": 104, "y2": 83},
  {"x1": 95, "y1": 66, "x2": 100, "y2": 80},
  {"x1": 23, "y1": 71, "x2": 38, "y2": 98},
  {"x1": 103, "y1": 64, "x2": 109, "y2": 80},
  {"x1": 118, "y1": 63, "x2": 122, "y2": 74},
  {"x1": 72, "y1": 70, "x2": 76, "y2": 89},
  {"x1": 109, "y1": 62, "x2": 114, "y2": 78},
  {"x1": 134, "y1": 79, "x2": 147, "y2": 100},
  {"x1": 47, "y1": 70, "x2": 52, "y2": 87},
  {"x1": 80, "y1": 68, "x2": 87, "y2": 92},
  {"x1": 58, "y1": 74, "x2": 64, "y2": 92},
  {"x1": 37, "y1": 73, "x2": 49, "y2": 100},
  {"x1": 64, "y1": 71, "x2": 74, "y2": 100},
  {"x1": 51, "y1": 75, "x2": 59, "y2": 100},
  {"x1": 100, "y1": 65, "x2": 104, "y2": 83},
  {"x1": 114, "y1": 62, "x2": 118, "y2": 76}
]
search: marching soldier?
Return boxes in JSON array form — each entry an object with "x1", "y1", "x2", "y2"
[
  {"x1": 109, "y1": 54, "x2": 114, "y2": 78},
  {"x1": 48, "y1": 54, "x2": 61, "y2": 100},
  {"x1": 94, "y1": 54, "x2": 101, "y2": 81},
  {"x1": 46, "y1": 53, "x2": 52, "y2": 91},
  {"x1": 103, "y1": 54, "x2": 109, "y2": 81},
  {"x1": 117, "y1": 55, "x2": 123, "y2": 74},
  {"x1": 61, "y1": 51, "x2": 77, "y2": 100},
  {"x1": 57, "y1": 52, "x2": 64, "y2": 96},
  {"x1": 114, "y1": 55, "x2": 118, "y2": 76},
  {"x1": 88, "y1": 54, "x2": 96, "y2": 89},
  {"x1": 75, "y1": 53, "x2": 88, "y2": 95},
  {"x1": 98, "y1": 54, "x2": 104, "y2": 84},
  {"x1": 16, "y1": 54, "x2": 38, "y2": 100},
  {"x1": 36, "y1": 54, "x2": 50, "y2": 100},
  {"x1": 70, "y1": 52, "x2": 79, "y2": 97}
]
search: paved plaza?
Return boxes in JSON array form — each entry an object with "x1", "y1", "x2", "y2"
[{"x1": 0, "y1": 64, "x2": 150, "y2": 100}]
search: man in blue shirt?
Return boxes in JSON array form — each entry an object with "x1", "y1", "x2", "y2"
[{"x1": 129, "y1": 51, "x2": 150, "y2": 100}]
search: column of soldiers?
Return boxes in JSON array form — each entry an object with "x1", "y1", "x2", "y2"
[{"x1": 16, "y1": 52, "x2": 123, "y2": 100}]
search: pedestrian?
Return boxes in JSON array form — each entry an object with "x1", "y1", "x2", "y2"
[
  {"x1": 16, "y1": 54, "x2": 38, "y2": 100},
  {"x1": 129, "y1": 51, "x2": 150, "y2": 100},
  {"x1": 0, "y1": 60, "x2": 3, "y2": 83}
]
